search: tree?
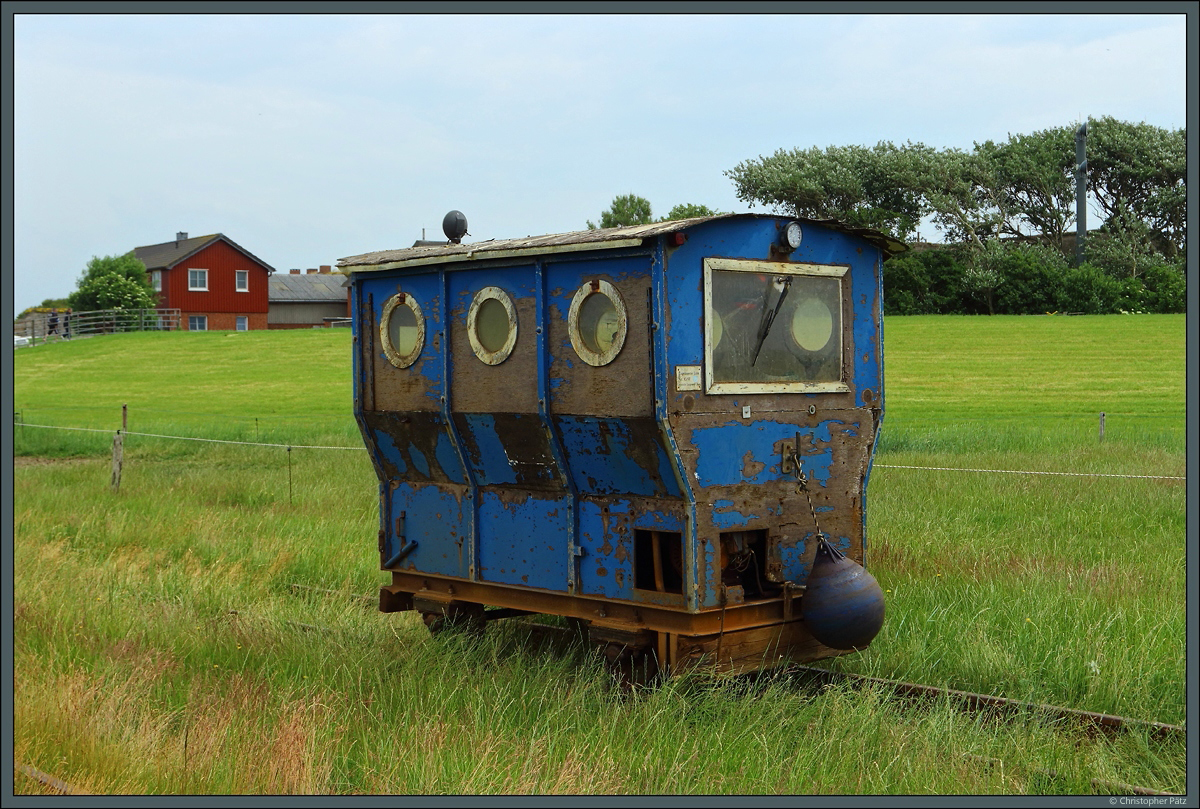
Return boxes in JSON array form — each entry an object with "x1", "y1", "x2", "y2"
[
  {"x1": 68, "y1": 253, "x2": 157, "y2": 312},
  {"x1": 975, "y1": 125, "x2": 1076, "y2": 249},
  {"x1": 725, "y1": 142, "x2": 926, "y2": 242},
  {"x1": 1084, "y1": 208, "x2": 1178, "y2": 280},
  {"x1": 726, "y1": 119, "x2": 1186, "y2": 265},
  {"x1": 587, "y1": 194, "x2": 654, "y2": 229},
  {"x1": 1085, "y1": 116, "x2": 1186, "y2": 260},
  {"x1": 891, "y1": 143, "x2": 1007, "y2": 254},
  {"x1": 659, "y1": 203, "x2": 721, "y2": 221}
]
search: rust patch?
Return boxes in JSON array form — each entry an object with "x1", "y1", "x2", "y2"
[
  {"x1": 361, "y1": 411, "x2": 459, "y2": 485},
  {"x1": 741, "y1": 450, "x2": 766, "y2": 480},
  {"x1": 452, "y1": 292, "x2": 539, "y2": 413},
  {"x1": 549, "y1": 273, "x2": 654, "y2": 417}
]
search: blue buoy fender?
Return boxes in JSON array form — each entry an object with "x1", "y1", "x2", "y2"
[{"x1": 800, "y1": 537, "x2": 886, "y2": 650}]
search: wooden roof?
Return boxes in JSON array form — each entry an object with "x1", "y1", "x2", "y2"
[{"x1": 337, "y1": 214, "x2": 906, "y2": 273}]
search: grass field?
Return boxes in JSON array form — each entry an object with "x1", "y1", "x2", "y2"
[{"x1": 10, "y1": 315, "x2": 1188, "y2": 795}]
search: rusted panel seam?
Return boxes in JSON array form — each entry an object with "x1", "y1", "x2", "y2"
[
  {"x1": 653, "y1": 236, "x2": 699, "y2": 612},
  {"x1": 536, "y1": 258, "x2": 581, "y2": 594},
  {"x1": 438, "y1": 267, "x2": 480, "y2": 581}
]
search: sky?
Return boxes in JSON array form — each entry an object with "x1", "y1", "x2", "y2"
[{"x1": 8, "y1": 8, "x2": 1192, "y2": 316}]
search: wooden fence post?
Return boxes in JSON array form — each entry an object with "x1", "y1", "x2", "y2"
[
  {"x1": 111, "y1": 430, "x2": 123, "y2": 492},
  {"x1": 1099, "y1": 412, "x2": 1105, "y2": 442}
]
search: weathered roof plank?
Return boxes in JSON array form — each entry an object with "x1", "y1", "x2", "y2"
[{"x1": 336, "y1": 214, "x2": 905, "y2": 273}]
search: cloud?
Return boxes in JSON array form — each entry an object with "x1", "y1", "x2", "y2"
[{"x1": 11, "y1": 12, "x2": 1187, "y2": 314}]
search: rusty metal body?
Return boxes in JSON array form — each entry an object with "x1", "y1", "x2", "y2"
[{"x1": 339, "y1": 214, "x2": 902, "y2": 675}]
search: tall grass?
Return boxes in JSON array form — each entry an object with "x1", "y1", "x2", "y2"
[{"x1": 12, "y1": 317, "x2": 1186, "y2": 795}]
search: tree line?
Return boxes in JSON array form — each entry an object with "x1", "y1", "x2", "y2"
[{"x1": 587, "y1": 115, "x2": 1185, "y2": 314}]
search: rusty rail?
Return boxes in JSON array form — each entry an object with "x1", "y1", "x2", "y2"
[
  {"x1": 786, "y1": 665, "x2": 1185, "y2": 742},
  {"x1": 16, "y1": 763, "x2": 82, "y2": 795}
]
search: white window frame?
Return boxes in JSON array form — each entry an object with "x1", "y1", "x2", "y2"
[
  {"x1": 703, "y1": 257, "x2": 850, "y2": 395},
  {"x1": 235, "y1": 270, "x2": 249, "y2": 292},
  {"x1": 236, "y1": 316, "x2": 248, "y2": 332},
  {"x1": 188, "y1": 315, "x2": 208, "y2": 331},
  {"x1": 188, "y1": 269, "x2": 208, "y2": 291},
  {"x1": 151, "y1": 270, "x2": 162, "y2": 292}
]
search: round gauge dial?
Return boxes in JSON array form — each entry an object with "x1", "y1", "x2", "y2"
[{"x1": 782, "y1": 221, "x2": 803, "y2": 251}]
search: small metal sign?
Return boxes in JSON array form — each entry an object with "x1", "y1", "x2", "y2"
[{"x1": 675, "y1": 365, "x2": 702, "y2": 391}]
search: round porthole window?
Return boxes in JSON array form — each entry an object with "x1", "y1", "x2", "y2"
[
  {"x1": 568, "y1": 280, "x2": 627, "y2": 366},
  {"x1": 380, "y1": 292, "x2": 425, "y2": 368},
  {"x1": 467, "y1": 286, "x2": 518, "y2": 365},
  {"x1": 790, "y1": 297, "x2": 834, "y2": 352}
]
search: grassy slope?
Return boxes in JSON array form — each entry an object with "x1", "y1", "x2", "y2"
[
  {"x1": 13, "y1": 329, "x2": 359, "y2": 450},
  {"x1": 881, "y1": 314, "x2": 1184, "y2": 440},
  {"x1": 11, "y1": 316, "x2": 1187, "y2": 795}
]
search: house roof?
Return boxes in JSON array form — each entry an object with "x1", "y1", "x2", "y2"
[
  {"x1": 337, "y1": 213, "x2": 908, "y2": 273},
  {"x1": 133, "y1": 233, "x2": 275, "y2": 273},
  {"x1": 269, "y1": 272, "x2": 349, "y2": 303}
]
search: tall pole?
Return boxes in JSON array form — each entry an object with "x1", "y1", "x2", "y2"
[{"x1": 1075, "y1": 122, "x2": 1088, "y2": 266}]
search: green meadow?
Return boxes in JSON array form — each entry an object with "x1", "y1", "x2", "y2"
[{"x1": 11, "y1": 315, "x2": 1187, "y2": 795}]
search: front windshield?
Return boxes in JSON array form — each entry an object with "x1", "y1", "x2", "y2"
[{"x1": 709, "y1": 269, "x2": 842, "y2": 387}]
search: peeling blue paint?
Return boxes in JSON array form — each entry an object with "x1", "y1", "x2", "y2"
[
  {"x1": 781, "y1": 536, "x2": 811, "y2": 582},
  {"x1": 374, "y1": 429, "x2": 406, "y2": 477},
  {"x1": 458, "y1": 413, "x2": 518, "y2": 485},
  {"x1": 712, "y1": 507, "x2": 758, "y2": 530},
  {"x1": 477, "y1": 492, "x2": 567, "y2": 591},
  {"x1": 390, "y1": 483, "x2": 467, "y2": 578},
  {"x1": 353, "y1": 214, "x2": 886, "y2": 622},
  {"x1": 557, "y1": 416, "x2": 681, "y2": 497},
  {"x1": 692, "y1": 419, "x2": 836, "y2": 488},
  {"x1": 409, "y1": 443, "x2": 430, "y2": 479},
  {"x1": 434, "y1": 430, "x2": 465, "y2": 484}
]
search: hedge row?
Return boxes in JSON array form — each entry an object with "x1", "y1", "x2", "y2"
[{"x1": 883, "y1": 242, "x2": 1186, "y2": 316}]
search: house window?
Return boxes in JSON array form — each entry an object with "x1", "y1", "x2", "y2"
[
  {"x1": 188, "y1": 269, "x2": 208, "y2": 291},
  {"x1": 236, "y1": 316, "x2": 248, "y2": 331},
  {"x1": 235, "y1": 270, "x2": 249, "y2": 292},
  {"x1": 151, "y1": 271, "x2": 162, "y2": 292},
  {"x1": 188, "y1": 315, "x2": 208, "y2": 331}
]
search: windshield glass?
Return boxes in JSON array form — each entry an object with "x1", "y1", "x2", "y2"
[{"x1": 708, "y1": 266, "x2": 843, "y2": 389}]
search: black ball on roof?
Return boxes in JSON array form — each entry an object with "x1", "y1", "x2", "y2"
[{"x1": 443, "y1": 210, "x2": 468, "y2": 243}]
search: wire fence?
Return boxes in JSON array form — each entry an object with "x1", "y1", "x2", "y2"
[{"x1": 13, "y1": 420, "x2": 1186, "y2": 482}]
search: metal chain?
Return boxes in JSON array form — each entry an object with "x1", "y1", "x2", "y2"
[{"x1": 788, "y1": 447, "x2": 824, "y2": 541}]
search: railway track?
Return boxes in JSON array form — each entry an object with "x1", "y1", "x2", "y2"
[
  {"x1": 15, "y1": 587, "x2": 1185, "y2": 797},
  {"x1": 782, "y1": 664, "x2": 1185, "y2": 743},
  {"x1": 288, "y1": 582, "x2": 1185, "y2": 743}
]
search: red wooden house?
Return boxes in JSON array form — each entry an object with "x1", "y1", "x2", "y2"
[{"x1": 133, "y1": 232, "x2": 275, "y2": 331}]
